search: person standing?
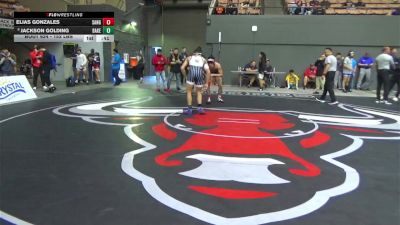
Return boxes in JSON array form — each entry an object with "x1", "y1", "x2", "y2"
[
  {"x1": 71, "y1": 45, "x2": 79, "y2": 83},
  {"x1": 356, "y1": 52, "x2": 374, "y2": 90},
  {"x1": 30, "y1": 45, "x2": 44, "y2": 90},
  {"x1": 152, "y1": 49, "x2": 168, "y2": 92},
  {"x1": 316, "y1": 48, "x2": 338, "y2": 105},
  {"x1": 389, "y1": 48, "x2": 399, "y2": 102},
  {"x1": 40, "y1": 48, "x2": 56, "y2": 92},
  {"x1": 167, "y1": 48, "x2": 181, "y2": 92},
  {"x1": 137, "y1": 50, "x2": 145, "y2": 83},
  {"x1": 179, "y1": 47, "x2": 188, "y2": 85},
  {"x1": 206, "y1": 56, "x2": 224, "y2": 104},
  {"x1": 342, "y1": 51, "x2": 355, "y2": 93},
  {"x1": 76, "y1": 48, "x2": 89, "y2": 85},
  {"x1": 375, "y1": 47, "x2": 395, "y2": 105},
  {"x1": 180, "y1": 47, "x2": 210, "y2": 115},
  {"x1": 112, "y1": 48, "x2": 122, "y2": 86},
  {"x1": 334, "y1": 52, "x2": 343, "y2": 89},
  {"x1": 92, "y1": 52, "x2": 101, "y2": 84},
  {"x1": 87, "y1": 49, "x2": 95, "y2": 82},
  {"x1": 258, "y1": 52, "x2": 267, "y2": 91},
  {"x1": 314, "y1": 54, "x2": 326, "y2": 94}
]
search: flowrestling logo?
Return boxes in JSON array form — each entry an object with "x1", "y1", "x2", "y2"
[{"x1": 0, "y1": 79, "x2": 26, "y2": 100}]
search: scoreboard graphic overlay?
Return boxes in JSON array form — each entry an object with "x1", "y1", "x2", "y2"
[{"x1": 13, "y1": 12, "x2": 114, "y2": 42}]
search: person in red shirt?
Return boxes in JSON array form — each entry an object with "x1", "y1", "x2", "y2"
[
  {"x1": 303, "y1": 64, "x2": 317, "y2": 89},
  {"x1": 152, "y1": 49, "x2": 168, "y2": 92},
  {"x1": 30, "y1": 45, "x2": 44, "y2": 90}
]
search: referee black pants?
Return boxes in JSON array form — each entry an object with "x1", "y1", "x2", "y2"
[
  {"x1": 389, "y1": 71, "x2": 400, "y2": 98},
  {"x1": 376, "y1": 69, "x2": 390, "y2": 101},
  {"x1": 320, "y1": 71, "x2": 336, "y2": 102}
]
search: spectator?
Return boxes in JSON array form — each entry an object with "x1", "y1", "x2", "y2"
[
  {"x1": 76, "y1": 48, "x2": 89, "y2": 85},
  {"x1": 392, "y1": 8, "x2": 400, "y2": 15},
  {"x1": 303, "y1": 64, "x2": 317, "y2": 89},
  {"x1": 243, "y1": 60, "x2": 258, "y2": 88},
  {"x1": 152, "y1": 49, "x2": 168, "y2": 92},
  {"x1": 0, "y1": 49, "x2": 16, "y2": 76},
  {"x1": 286, "y1": 69, "x2": 300, "y2": 90},
  {"x1": 40, "y1": 48, "x2": 56, "y2": 92},
  {"x1": 343, "y1": 0, "x2": 355, "y2": 9},
  {"x1": 314, "y1": 54, "x2": 326, "y2": 94},
  {"x1": 92, "y1": 52, "x2": 101, "y2": 84},
  {"x1": 87, "y1": 49, "x2": 95, "y2": 82},
  {"x1": 30, "y1": 45, "x2": 44, "y2": 89},
  {"x1": 320, "y1": 0, "x2": 330, "y2": 9},
  {"x1": 258, "y1": 52, "x2": 267, "y2": 91},
  {"x1": 334, "y1": 53, "x2": 344, "y2": 90},
  {"x1": 137, "y1": 50, "x2": 145, "y2": 84},
  {"x1": 179, "y1": 47, "x2": 188, "y2": 85},
  {"x1": 342, "y1": 51, "x2": 355, "y2": 93},
  {"x1": 354, "y1": 0, "x2": 365, "y2": 8},
  {"x1": 350, "y1": 56, "x2": 358, "y2": 91},
  {"x1": 375, "y1": 47, "x2": 394, "y2": 105},
  {"x1": 356, "y1": 52, "x2": 374, "y2": 90},
  {"x1": 389, "y1": 48, "x2": 399, "y2": 102},
  {"x1": 167, "y1": 48, "x2": 181, "y2": 92},
  {"x1": 112, "y1": 48, "x2": 122, "y2": 86},
  {"x1": 265, "y1": 59, "x2": 274, "y2": 86},
  {"x1": 226, "y1": 0, "x2": 238, "y2": 15},
  {"x1": 288, "y1": 1, "x2": 298, "y2": 15},
  {"x1": 71, "y1": 45, "x2": 79, "y2": 83},
  {"x1": 215, "y1": 5, "x2": 225, "y2": 15}
]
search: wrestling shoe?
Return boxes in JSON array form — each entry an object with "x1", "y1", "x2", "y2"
[
  {"x1": 197, "y1": 107, "x2": 205, "y2": 115},
  {"x1": 206, "y1": 97, "x2": 211, "y2": 105},
  {"x1": 183, "y1": 107, "x2": 193, "y2": 116},
  {"x1": 217, "y1": 95, "x2": 224, "y2": 103}
]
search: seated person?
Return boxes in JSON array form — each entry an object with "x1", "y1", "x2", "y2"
[
  {"x1": 285, "y1": 69, "x2": 300, "y2": 90},
  {"x1": 303, "y1": 64, "x2": 317, "y2": 89},
  {"x1": 243, "y1": 60, "x2": 258, "y2": 88}
]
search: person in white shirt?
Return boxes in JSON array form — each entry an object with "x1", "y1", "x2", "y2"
[
  {"x1": 316, "y1": 47, "x2": 338, "y2": 105},
  {"x1": 342, "y1": 51, "x2": 355, "y2": 93},
  {"x1": 75, "y1": 48, "x2": 89, "y2": 85},
  {"x1": 375, "y1": 46, "x2": 395, "y2": 105}
]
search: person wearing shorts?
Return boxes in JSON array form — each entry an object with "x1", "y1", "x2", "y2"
[
  {"x1": 180, "y1": 47, "x2": 211, "y2": 115},
  {"x1": 92, "y1": 52, "x2": 101, "y2": 84},
  {"x1": 206, "y1": 56, "x2": 224, "y2": 104},
  {"x1": 342, "y1": 51, "x2": 355, "y2": 93}
]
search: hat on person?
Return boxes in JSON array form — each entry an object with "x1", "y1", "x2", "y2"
[{"x1": 207, "y1": 56, "x2": 215, "y2": 62}]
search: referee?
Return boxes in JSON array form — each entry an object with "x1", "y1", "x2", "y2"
[
  {"x1": 375, "y1": 47, "x2": 395, "y2": 105},
  {"x1": 316, "y1": 48, "x2": 339, "y2": 105}
]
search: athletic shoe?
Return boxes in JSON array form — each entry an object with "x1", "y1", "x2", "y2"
[
  {"x1": 392, "y1": 97, "x2": 399, "y2": 102},
  {"x1": 218, "y1": 95, "x2": 224, "y2": 103},
  {"x1": 139, "y1": 78, "x2": 143, "y2": 84},
  {"x1": 33, "y1": 87, "x2": 37, "y2": 90},
  {"x1": 375, "y1": 100, "x2": 382, "y2": 104},
  {"x1": 313, "y1": 91, "x2": 319, "y2": 94},
  {"x1": 183, "y1": 107, "x2": 192, "y2": 116},
  {"x1": 328, "y1": 101, "x2": 339, "y2": 105},
  {"x1": 206, "y1": 97, "x2": 211, "y2": 105},
  {"x1": 315, "y1": 98, "x2": 326, "y2": 103},
  {"x1": 197, "y1": 107, "x2": 205, "y2": 115},
  {"x1": 86, "y1": 81, "x2": 89, "y2": 85},
  {"x1": 384, "y1": 101, "x2": 392, "y2": 105},
  {"x1": 259, "y1": 88, "x2": 263, "y2": 91},
  {"x1": 43, "y1": 86, "x2": 48, "y2": 91}
]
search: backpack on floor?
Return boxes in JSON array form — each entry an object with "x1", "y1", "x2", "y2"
[{"x1": 66, "y1": 76, "x2": 75, "y2": 87}]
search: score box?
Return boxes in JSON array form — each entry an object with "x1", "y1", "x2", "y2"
[
  {"x1": 102, "y1": 26, "x2": 114, "y2": 34},
  {"x1": 102, "y1": 18, "x2": 114, "y2": 26}
]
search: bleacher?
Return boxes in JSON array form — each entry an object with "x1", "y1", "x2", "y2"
[
  {"x1": 0, "y1": 0, "x2": 30, "y2": 18},
  {"x1": 212, "y1": 0, "x2": 263, "y2": 15},
  {"x1": 285, "y1": 0, "x2": 400, "y2": 15}
]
